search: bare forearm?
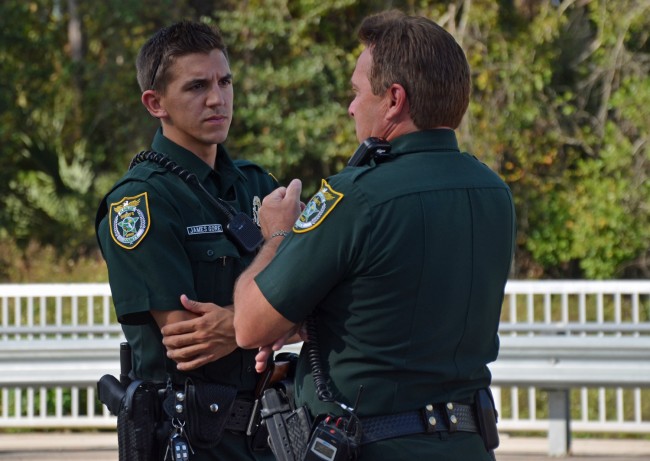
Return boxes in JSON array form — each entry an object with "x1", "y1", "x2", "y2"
[
  {"x1": 152, "y1": 308, "x2": 198, "y2": 329},
  {"x1": 234, "y1": 238, "x2": 289, "y2": 348}
]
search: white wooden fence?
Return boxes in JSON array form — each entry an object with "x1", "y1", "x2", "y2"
[{"x1": 1, "y1": 281, "x2": 649, "y2": 454}]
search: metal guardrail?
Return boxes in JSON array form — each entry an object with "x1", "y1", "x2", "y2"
[
  {"x1": 492, "y1": 335, "x2": 650, "y2": 388},
  {"x1": 0, "y1": 283, "x2": 119, "y2": 427},
  {"x1": 0, "y1": 281, "x2": 649, "y2": 455},
  {"x1": 0, "y1": 338, "x2": 123, "y2": 387}
]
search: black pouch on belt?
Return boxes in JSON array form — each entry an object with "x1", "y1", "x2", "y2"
[
  {"x1": 184, "y1": 378, "x2": 237, "y2": 449},
  {"x1": 475, "y1": 388, "x2": 500, "y2": 451}
]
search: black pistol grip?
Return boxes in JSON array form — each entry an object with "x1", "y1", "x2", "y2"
[{"x1": 97, "y1": 374, "x2": 126, "y2": 415}]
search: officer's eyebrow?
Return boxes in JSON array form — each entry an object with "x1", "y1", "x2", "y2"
[
  {"x1": 180, "y1": 77, "x2": 206, "y2": 89},
  {"x1": 183, "y1": 73, "x2": 232, "y2": 89}
]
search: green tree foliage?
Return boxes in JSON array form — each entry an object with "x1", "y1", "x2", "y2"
[
  {"x1": 456, "y1": 0, "x2": 649, "y2": 278},
  {"x1": 0, "y1": 0, "x2": 648, "y2": 281},
  {"x1": 218, "y1": 0, "x2": 389, "y2": 195}
]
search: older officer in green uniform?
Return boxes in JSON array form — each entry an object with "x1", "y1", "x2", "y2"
[
  {"x1": 233, "y1": 11, "x2": 516, "y2": 461},
  {"x1": 95, "y1": 21, "x2": 276, "y2": 461}
]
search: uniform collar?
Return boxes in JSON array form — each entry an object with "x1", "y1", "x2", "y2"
[
  {"x1": 150, "y1": 128, "x2": 246, "y2": 188},
  {"x1": 390, "y1": 129, "x2": 460, "y2": 156}
]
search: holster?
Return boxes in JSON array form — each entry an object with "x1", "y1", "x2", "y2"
[
  {"x1": 116, "y1": 380, "x2": 162, "y2": 461},
  {"x1": 260, "y1": 386, "x2": 313, "y2": 461}
]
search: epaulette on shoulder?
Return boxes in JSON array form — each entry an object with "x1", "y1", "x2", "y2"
[
  {"x1": 234, "y1": 159, "x2": 278, "y2": 183},
  {"x1": 233, "y1": 159, "x2": 267, "y2": 173},
  {"x1": 127, "y1": 160, "x2": 165, "y2": 180},
  {"x1": 343, "y1": 163, "x2": 375, "y2": 183}
]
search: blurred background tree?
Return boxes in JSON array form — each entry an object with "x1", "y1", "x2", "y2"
[{"x1": 0, "y1": 0, "x2": 647, "y2": 281}]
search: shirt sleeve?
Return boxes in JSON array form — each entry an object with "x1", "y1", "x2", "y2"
[
  {"x1": 97, "y1": 179, "x2": 196, "y2": 324},
  {"x1": 254, "y1": 177, "x2": 371, "y2": 323}
]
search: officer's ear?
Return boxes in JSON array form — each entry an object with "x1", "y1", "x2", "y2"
[
  {"x1": 141, "y1": 90, "x2": 167, "y2": 119},
  {"x1": 385, "y1": 83, "x2": 410, "y2": 123}
]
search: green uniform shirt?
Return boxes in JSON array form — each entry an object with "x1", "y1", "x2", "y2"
[
  {"x1": 256, "y1": 129, "x2": 515, "y2": 459},
  {"x1": 96, "y1": 130, "x2": 277, "y2": 460},
  {"x1": 96, "y1": 129, "x2": 277, "y2": 390}
]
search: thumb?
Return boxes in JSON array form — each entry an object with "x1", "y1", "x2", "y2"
[
  {"x1": 285, "y1": 178, "x2": 302, "y2": 203},
  {"x1": 179, "y1": 294, "x2": 210, "y2": 315}
]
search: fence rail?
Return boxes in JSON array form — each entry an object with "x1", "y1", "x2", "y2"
[{"x1": 1, "y1": 281, "x2": 649, "y2": 452}]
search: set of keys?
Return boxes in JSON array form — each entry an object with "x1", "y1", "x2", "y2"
[{"x1": 164, "y1": 419, "x2": 194, "y2": 461}]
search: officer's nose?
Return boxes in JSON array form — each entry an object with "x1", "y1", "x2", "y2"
[{"x1": 207, "y1": 85, "x2": 224, "y2": 106}]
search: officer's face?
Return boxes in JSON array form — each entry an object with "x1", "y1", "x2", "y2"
[
  {"x1": 155, "y1": 49, "x2": 233, "y2": 160},
  {"x1": 348, "y1": 48, "x2": 389, "y2": 142}
]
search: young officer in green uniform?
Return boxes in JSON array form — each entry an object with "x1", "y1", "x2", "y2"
[
  {"x1": 233, "y1": 10, "x2": 516, "y2": 461},
  {"x1": 95, "y1": 21, "x2": 276, "y2": 461}
]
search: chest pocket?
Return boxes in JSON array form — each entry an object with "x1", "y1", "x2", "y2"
[{"x1": 185, "y1": 237, "x2": 241, "y2": 306}]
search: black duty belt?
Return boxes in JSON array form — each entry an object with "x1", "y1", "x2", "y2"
[
  {"x1": 360, "y1": 402, "x2": 478, "y2": 444},
  {"x1": 227, "y1": 399, "x2": 255, "y2": 433},
  {"x1": 164, "y1": 385, "x2": 255, "y2": 434}
]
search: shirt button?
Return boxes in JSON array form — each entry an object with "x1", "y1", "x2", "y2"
[{"x1": 206, "y1": 249, "x2": 214, "y2": 256}]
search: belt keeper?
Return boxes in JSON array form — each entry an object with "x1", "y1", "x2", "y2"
[
  {"x1": 444, "y1": 402, "x2": 459, "y2": 433},
  {"x1": 423, "y1": 404, "x2": 438, "y2": 433}
]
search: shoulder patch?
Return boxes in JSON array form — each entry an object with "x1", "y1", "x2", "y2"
[
  {"x1": 109, "y1": 192, "x2": 151, "y2": 250},
  {"x1": 294, "y1": 179, "x2": 344, "y2": 233}
]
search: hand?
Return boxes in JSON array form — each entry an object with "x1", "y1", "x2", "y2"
[
  {"x1": 161, "y1": 294, "x2": 238, "y2": 371},
  {"x1": 260, "y1": 179, "x2": 303, "y2": 240},
  {"x1": 253, "y1": 324, "x2": 305, "y2": 373}
]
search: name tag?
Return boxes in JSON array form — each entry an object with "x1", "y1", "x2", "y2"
[{"x1": 187, "y1": 224, "x2": 223, "y2": 235}]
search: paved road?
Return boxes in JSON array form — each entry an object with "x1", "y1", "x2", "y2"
[{"x1": 1, "y1": 432, "x2": 649, "y2": 460}]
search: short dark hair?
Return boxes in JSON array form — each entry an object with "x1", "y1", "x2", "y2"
[
  {"x1": 358, "y1": 10, "x2": 470, "y2": 129},
  {"x1": 136, "y1": 20, "x2": 228, "y2": 93}
]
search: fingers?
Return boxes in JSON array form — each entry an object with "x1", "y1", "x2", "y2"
[
  {"x1": 167, "y1": 341, "x2": 237, "y2": 371},
  {"x1": 162, "y1": 301, "x2": 236, "y2": 368},
  {"x1": 260, "y1": 179, "x2": 303, "y2": 239},
  {"x1": 175, "y1": 352, "x2": 223, "y2": 371},
  {"x1": 179, "y1": 294, "x2": 218, "y2": 315},
  {"x1": 262, "y1": 186, "x2": 287, "y2": 206},
  {"x1": 255, "y1": 360, "x2": 268, "y2": 373},
  {"x1": 255, "y1": 346, "x2": 273, "y2": 363},
  {"x1": 179, "y1": 294, "x2": 198, "y2": 312},
  {"x1": 161, "y1": 320, "x2": 193, "y2": 337},
  {"x1": 255, "y1": 346, "x2": 273, "y2": 373},
  {"x1": 176, "y1": 358, "x2": 207, "y2": 371},
  {"x1": 162, "y1": 330, "x2": 193, "y2": 348}
]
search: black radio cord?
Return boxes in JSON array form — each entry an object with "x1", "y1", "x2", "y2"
[
  {"x1": 305, "y1": 316, "x2": 363, "y2": 416},
  {"x1": 305, "y1": 315, "x2": 334, "y2": 403},
  {"x1": 305, "y1": 314, "x2": 363, "y2": 451},
  {"x1": 129, "y1": 150, "x2": 237, "y2": 220}
]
